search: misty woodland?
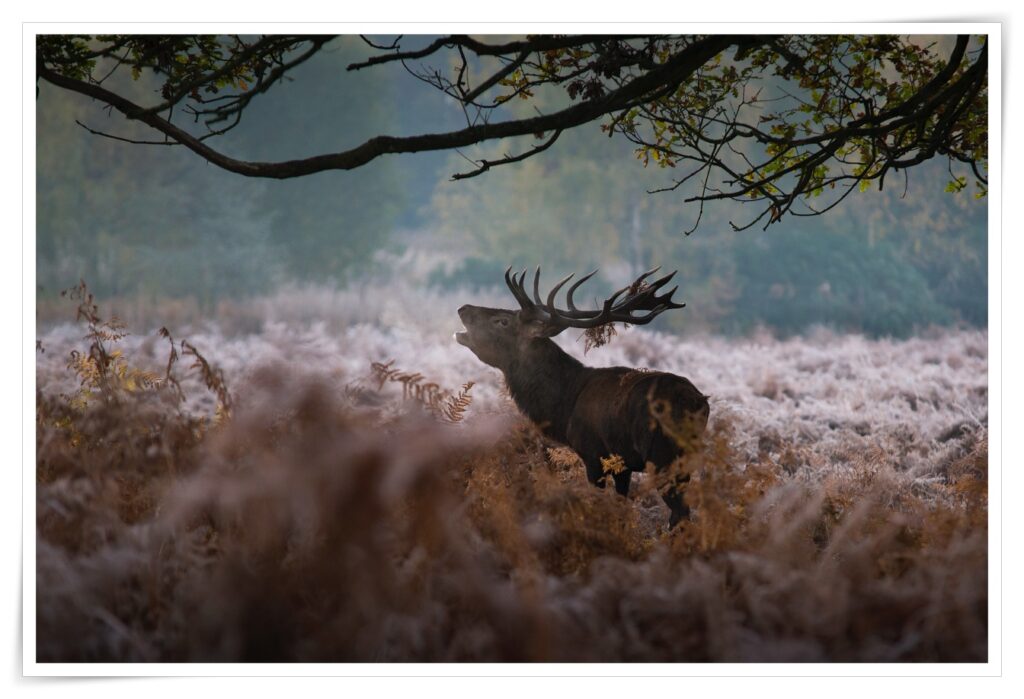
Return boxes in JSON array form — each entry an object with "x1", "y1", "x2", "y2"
[{"x1": 35, "y1": 33, "x2": 988, "y2": 663}]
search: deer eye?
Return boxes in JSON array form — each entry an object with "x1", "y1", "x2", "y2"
[{"x1": 494, "y1": 317, "x2": 510, "y2": 327}]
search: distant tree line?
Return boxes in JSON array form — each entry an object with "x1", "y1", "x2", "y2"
[{"x1": 37, "y1": 35, "x2": 987, "y2": 336}]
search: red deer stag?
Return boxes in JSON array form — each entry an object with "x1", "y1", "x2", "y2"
[{"x1": 456, "y1": 267, "x2": 709, "y2": 528}]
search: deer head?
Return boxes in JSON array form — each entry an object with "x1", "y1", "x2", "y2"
[{"x1": 456, "y1": 267, "x2": 685, "y2": 371}]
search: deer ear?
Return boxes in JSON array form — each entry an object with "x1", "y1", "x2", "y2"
[{"x1": 523, "y1": 318, "x2": 564, "y2": 338}]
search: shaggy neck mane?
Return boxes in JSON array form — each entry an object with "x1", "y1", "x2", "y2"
[{"x1": 503, "y1": 338, "x2": 587, "y2": 442}]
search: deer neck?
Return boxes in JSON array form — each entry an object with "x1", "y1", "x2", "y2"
[{"x1": 504, "y1": 338, "x2": 586, "y2": 442}]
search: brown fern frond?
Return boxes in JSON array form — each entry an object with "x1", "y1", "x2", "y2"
[
  {"x1": 156, "y1": 327, "x2": 186, "y2": 401},
  {"x1": 370, "y1": 360, "x2": 473, "y2": 423},
  {"x1": 181, "y1": 340, "x2": 233, "y2": 418},
  {"x1": 600, "y1": 453, "x2": 627, "y2": 475},
  {"x1": 627, "y1": 277, "x2": 652, "y2": 296},
  {"x1": 440, "y1": 382, "x2": 475, "y2": 423},
  {"x1": 581, "y1": 323, "x2": 618, "y2": 354},
  {"x1": 370, "y1": 359, "x2": 400, "y2": 390},
  {"x1": 397, "y1": 373, "x2": 426, "y2": 399},
  {"x1": 575, "y1": 278, "x2": 653, "y2": 354}
]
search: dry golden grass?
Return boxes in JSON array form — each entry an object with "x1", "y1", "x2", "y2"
[{"x1": 35, "y1": 289, "x2": 987, "y2": 663}]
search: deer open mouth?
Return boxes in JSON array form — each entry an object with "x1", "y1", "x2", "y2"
[{"x1": 455, "y1": 306, "x2": 473, "y2": 347}]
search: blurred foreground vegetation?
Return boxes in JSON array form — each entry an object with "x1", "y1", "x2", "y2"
[{"x1": 36, "y1": 289, "x2": 988, "y2": 661}]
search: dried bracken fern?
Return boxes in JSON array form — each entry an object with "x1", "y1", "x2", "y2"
[
  {"x1": 547, "y1": 446, "x2": 582, "y2": 472},
  {"x1": 371, "y1": 359, "x2": 474, "y2": 423},
  {"x1": 580, "y1": 277, "x2": 654, "y2": 354},
  {"x1": 440, "y1": 381, "x2": 475, "y2": 423},
  {"x1": 35, "y1": 285, "x2": 989, "y2": 663},
  {"x1": 60, "y1": 281, "x2": 158, "y2": 400},
  {"x1": 581, "y1": 323, "x2": 618, "y2": 354},
  {"x1": 600, "y1": 453, "x2": 627, "y2": 475},
  {"x1": 181, "y1": 339, "x2": 233, "y2": 420},
  {"x1": 39, "y1": 284, "x2": 233, "y2": 458}
]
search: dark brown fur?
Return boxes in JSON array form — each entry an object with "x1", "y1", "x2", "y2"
[{"x1": 457, "y1": 304, "x2": 709, "y2": 527}]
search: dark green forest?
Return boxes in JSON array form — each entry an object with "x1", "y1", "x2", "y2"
[{"x1": 36, "y1": 36, "x2": 987, "y2": 337}]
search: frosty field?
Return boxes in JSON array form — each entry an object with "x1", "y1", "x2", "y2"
[{"x1": 34, "y1": 285, "x2": 989, "y2": 662}]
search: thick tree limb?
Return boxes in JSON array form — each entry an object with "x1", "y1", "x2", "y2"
[
  {"x1": 345, "y1": 34, "x2": 648, "y2": 71},
  {"x1": 38, "y1": 35, "x2": 739, "y2": 180}
]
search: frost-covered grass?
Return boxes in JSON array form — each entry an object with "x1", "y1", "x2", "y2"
[{"x1": 35, "y1": 285, "x2": 988, "y2": 662}]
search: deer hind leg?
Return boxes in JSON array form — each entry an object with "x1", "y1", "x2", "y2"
[{"x1": 583, "y1": 455, "x2": 607, "y2": 488}]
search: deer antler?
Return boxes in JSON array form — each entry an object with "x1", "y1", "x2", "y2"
[{"x1": 504, "y1": 266, "x2": 685, "y2": 329}]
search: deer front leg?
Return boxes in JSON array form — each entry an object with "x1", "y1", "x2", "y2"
[
  {"x1": 612, "y1": 470, "x2": 632, "y2": 496},
  {"x1": 642, "y1": 434, "x2": 693, "y2": 528},
  {"x1": 660, "y1": 473, "x2": 692, "y2": 528},
  {"x1": 581, "y1": 454, "x2": 632, "y2": 496}
]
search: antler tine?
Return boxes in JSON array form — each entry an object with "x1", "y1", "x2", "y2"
[
  {"x1": 504, "y1": 265, "x2": 516, "y2": 298},
  {"x1": 593, "y1": 270, "x2": 686, "y2": 327},
  {"x1": 648, "y1": 269, "x2": 676, "y2": 290},
  {"x1": 624, "y1": 308, "x2": 671, "y2": 325},
  {"x1": 598, "y1": 267, "x2": 662, "y2": 312},
  {"x1": 639, "y1": 266, "x2": 662, "y2": 281},
  {"x1": 622, "y1": 266, "x2": 661, "y2": 296},
  {"x1": 615, "y1": 286, "x2": 687, "y2": 325},
  {"x1": 566, "y1": 269, "x2": 598, "y2": 311},
  {"x1": 614, "y1": 270, "x2": 678, "y2": 313},
  {"x1": 502, "y1": 265, "x2": 686, "y2": 329},
  {"x1": 604, "y1": 286, "x2": 630, "y2": 312},
  {"x1": 504, "y1": 265, "x2": 517, "y2": 296},
  {"x1": 505, "y1": 266, "x2": 535, "y2": 310},
  {"x1": 635, "y1": 269, "x2": 672, "y2": 295},
  {"x1": 546, "y1": 272, "x2": 575, "y2": 309},
  {"x1": 651, "y1": 285, "x2": 686, "y2": 311},
  {"x1": 660, "y1": 285, "x2": 687, "y2": 309}
]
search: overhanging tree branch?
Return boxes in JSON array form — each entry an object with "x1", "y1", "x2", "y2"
[
  {"x1": 38, "y1": 35, "x2": 739, "y2": 180},
  {"x1": 37, "y1": 33, "x2": 988, "y2": 228},
  {"x1": 451, "y1": 129, "x2": 563, "y2": 180}
]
